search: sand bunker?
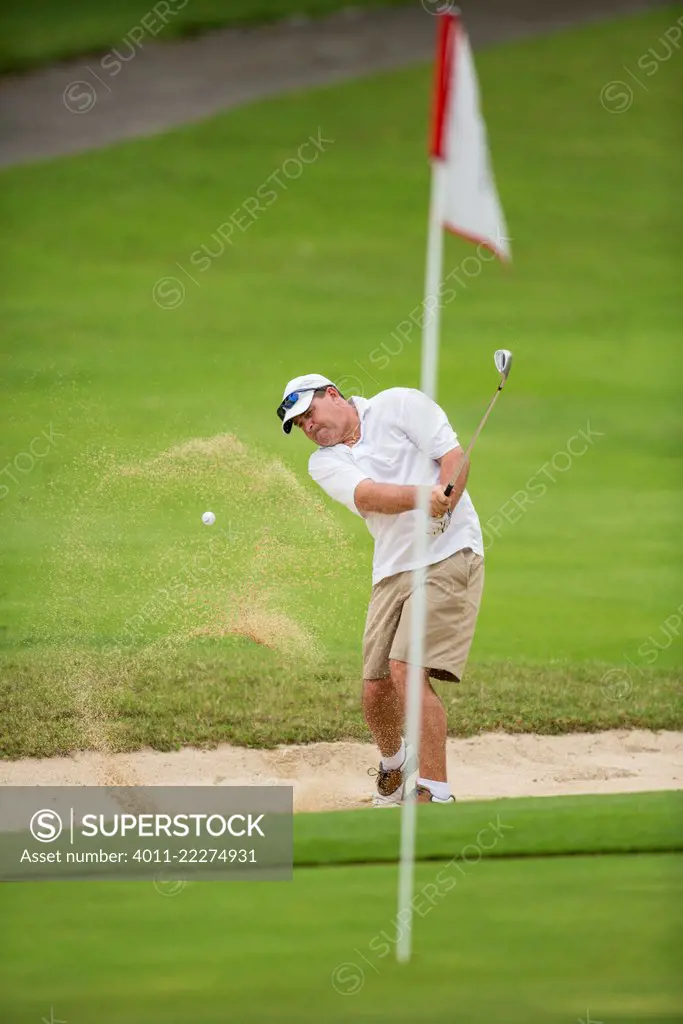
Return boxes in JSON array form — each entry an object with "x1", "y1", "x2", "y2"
[{"x1": 2, "y1": 730, "x2": 680, "y2": 812}]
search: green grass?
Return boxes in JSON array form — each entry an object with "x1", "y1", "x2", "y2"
[
  {"x1": 0, "y1": 0, "x2": 415, "y2": 74},
  {"x1": 293, "y1": 791, "x2": 683, "y2": 864},
  {"x1": 1, "y1": 9, "x2": 682, "y2": 757},
  {"x1": 1, "y1": 793, "x2": 681, "y2": 1022},
  {"x1": 1, "y1": 648, "x2": 680, "y2": 757},
  {"x1": 5, "y1": 792, "x2": 680, "y2": 876}
]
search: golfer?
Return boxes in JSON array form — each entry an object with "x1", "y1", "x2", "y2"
[{"x1": 277, "y1": 373, "x2": 484, "y2": 804}]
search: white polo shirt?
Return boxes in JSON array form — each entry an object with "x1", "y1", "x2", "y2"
[{"x1": 308, "y1": 387, "x2": 484, "y2": 585}]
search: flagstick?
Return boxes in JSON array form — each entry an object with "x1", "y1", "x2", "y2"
[
  {"x1": 396, "y1": 158, "x2": 446, "y2": 965},
  {"x1": 420, "y1": 159, "x2": 446, "y2": 400}
]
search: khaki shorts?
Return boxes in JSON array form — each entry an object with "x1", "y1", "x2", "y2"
[{"x1": 362, "y1": 548, "x2": 484, "y2": 683}]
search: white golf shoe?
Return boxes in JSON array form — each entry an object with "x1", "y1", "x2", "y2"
[
  {"x1": 369, "y1": 746, "x2": 417, "y2": 807},
  {"x1": 415, "y1": 785, "x2": 456, "y2": 804}
]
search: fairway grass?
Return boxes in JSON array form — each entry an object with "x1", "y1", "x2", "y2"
[{"x1": 1, "y1": 9, "x2": 682, "y2": 756}]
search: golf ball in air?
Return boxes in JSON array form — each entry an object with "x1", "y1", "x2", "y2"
[{"x1": 202, "y1": 511, "x2": 216, "y2": 526}]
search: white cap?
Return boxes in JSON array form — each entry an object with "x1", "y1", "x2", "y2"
[{"x1": 277, "y1": 373, "x2": 338, "y2": 434}]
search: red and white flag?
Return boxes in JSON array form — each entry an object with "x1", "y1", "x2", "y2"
[{"x1": 430, "y1": 11, "x2": 510, "y2": 261}]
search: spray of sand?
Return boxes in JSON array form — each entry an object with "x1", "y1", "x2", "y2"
[
  {"x1": 45, "y1": 432, "x2": 352, "y2": 764},
  {"x1": 117, "y1": 434, "x2": 249, "y2": 479}
]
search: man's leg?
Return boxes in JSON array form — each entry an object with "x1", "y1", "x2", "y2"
[
  {"x1": 389, "y1": 659, "x2": 447, "y2": 782},
  {"x1": 362, "y1": 569, "x2": 410, "y2": 803},
  {"x1": 384, "y1": 550, "x2": 484, "y2": 801},
  {"x1": 362, "y1": 676, "x2": 413, "y2": 804},
  {"x1": 362, "y1": 676, "x2": 403, "y2": 758}
]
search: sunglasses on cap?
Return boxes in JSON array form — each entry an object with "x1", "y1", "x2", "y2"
[{"x1": 276, "y1": 387, "x2": 323, "y2": 422}]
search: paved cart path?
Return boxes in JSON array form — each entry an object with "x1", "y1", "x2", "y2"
[{"x1": 0, "y1": 0, "x2": 668, "y2": 167}]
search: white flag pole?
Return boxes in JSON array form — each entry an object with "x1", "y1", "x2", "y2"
[
  {"x1": 396, "y1": 157, "x2": 446, "y2": 965},
  {"x1": 420, "y1": 160, "x2": 447, "y2": 401},
  {"x1": 396, "y1": 8, "x2": 509, "y2": 962}
]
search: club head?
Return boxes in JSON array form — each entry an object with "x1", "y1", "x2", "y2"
[{"x1": 494, "y1": 349, "x2": 513, "y2": 384}]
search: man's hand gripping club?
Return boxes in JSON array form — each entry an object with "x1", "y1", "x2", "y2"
[{"x1": 427, "y1": 485, "x2": 452, "y2": 536}]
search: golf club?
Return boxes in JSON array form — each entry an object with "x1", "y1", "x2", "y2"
[{"x1": 443, "y1": 348, "x2": 513, "y2": 498}]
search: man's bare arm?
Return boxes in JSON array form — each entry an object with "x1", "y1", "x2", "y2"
[
  {"x1": 354, "y1": 479, "x2": 418, "y2": 514},
  {"x1": 354, "y1": 479, "x2": 449, "y2": 517},
  {"x1": 437, "y1": 446, "x2": 470, "y2": 510}
]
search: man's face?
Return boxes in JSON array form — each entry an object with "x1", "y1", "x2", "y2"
[{"x1": 293, "y1": 388, "x2": 347, "y2": 447}]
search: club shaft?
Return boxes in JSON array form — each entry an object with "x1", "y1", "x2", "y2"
[{"x1": 444, "y1": 385, "x2": 503, "y2": 496}]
